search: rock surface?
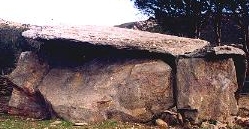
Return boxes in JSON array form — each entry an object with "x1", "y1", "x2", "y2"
[
  {"x1": 7, "y1": 51, "x2": 50, "y2": 119},
  {"x1": 213, "y1": 45, "x2": 246, "y2": 56},
  {"x1": 238, "y1": 95, "x2": 249, "y2": 111},
  {"x1": 39, "y1": 57, "x2": 174, "y2": 123},
  {"x1": 238, "y1": 95, "x2": 249, "y2": 117},
  {"x1": 8, "y1": 51, "x2": 49, "y2": 94},
  {"x1": 22, "y1": 25, "x2": 209, "y2": 56},
  {"x1": 177, "y1": 58, "x2": 238, "y2": 123}
]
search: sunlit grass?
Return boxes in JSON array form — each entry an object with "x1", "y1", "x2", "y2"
[{"x1": 0, "y1": 114, "x2": 158, "y2": 129}]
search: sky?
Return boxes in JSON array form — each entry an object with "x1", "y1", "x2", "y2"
[{"x1": 0, "y1": 0, "x2": 148, "y2": 26}]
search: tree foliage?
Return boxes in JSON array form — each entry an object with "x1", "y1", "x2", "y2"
[
  {"x1": 132, "y1": 0, "x2": 249, "y2": 53},
  {"x1": 0, "y1": 25, "x2": 28, "y2": 75}
]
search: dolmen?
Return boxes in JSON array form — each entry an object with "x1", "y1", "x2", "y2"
[{"x1": 0, "y1": 20, "x2": 247, "y2": 125}]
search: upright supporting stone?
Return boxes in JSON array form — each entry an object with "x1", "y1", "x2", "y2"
[
  {"x1": 8, "y1": 51, "x2": 50, "y2": 119},
  {"x1": 38, "y1": 58, "x2": 174, "y2": 123},
  {"x1": 177, "y1": 58, "x2": 238, "y2": 123}
]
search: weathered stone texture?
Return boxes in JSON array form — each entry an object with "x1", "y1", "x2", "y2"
[
  {"x1": 7, "y1": 51, "x2": 50, "y2": 119},
  {"x1": 239, "y1": 95, "x2": 249, "y2": 111},
  {"x1": 39, "y1": 58, "x2": 174, "y2": 123},
  {"x1": 213, "y1": 45, "x2": 245, "y2": 56},
  {"x1": 22, "y1": 25, "x2": 209, "y2": 56},
  {"x1": 238, "y1": 95, "x2": 249, "y2": 117},
  {"x1": 8, "y1": 51, "x2": 49, "y2": 94},
  {"x1": 177, "y1": 58, "x2": 238, "y2": 123},
  {"x1": 8, "y1": 89, "x2": 50, "y2": 119}
]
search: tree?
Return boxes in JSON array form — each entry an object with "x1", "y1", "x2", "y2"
[
  {"x1": 132, "y1": 0, "x2": 211, "y2": 38},
  {"x1": 132, "y1": 0, "x2": 249, "y2": 51},
  {"x1": 212, "y1": 0, "x2": 225, "y2": 45},
  {"x1": 0, "y1": 25, "x2": 28, "y2": 75},
  {"x1": 228, "y1": 0, "x2": 249, "y2": 54},
  {"x1": 237, "y1": 0, "x2": 249, "y2": 54}
]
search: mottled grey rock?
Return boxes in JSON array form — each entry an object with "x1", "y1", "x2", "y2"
[
  {"x1": 238, "y1": 95, "x2": 249, "y2": 117},
  {"x1": 7, "y1": 51, "x2": 50, "y2": 119},
  {"x1": 8, "y1": 51, "x2": 49, "y2": 94},
  {"x1": 177, "y1": 58, "x2": 238, "y2": 123},
  {"x1": 8, "y1": 89, "x2": 49, "y2": 119},
  {"x1": 38, "y1": 58, "x2": 174, "y2": 123},
  {"x1": 22, "y1": 25, "x2": 209, "y2": 56},
  {"x1": 213, "y1": 45, "x2": 245, "y2": 56},
  {"x1": 238, "y1": 95, "x2": 249, "y2": 111}
]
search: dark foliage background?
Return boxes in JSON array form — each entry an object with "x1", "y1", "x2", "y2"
[
  {"x1": 132, "y1": 0, "x2": 249, "y2": 53},
  {"x1": 0, "y1": 24, "x2": 29, "y2": 75}
]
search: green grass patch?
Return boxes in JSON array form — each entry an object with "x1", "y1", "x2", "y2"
[{"x1": 0, "y1": 114, "x2": 158, "y2": 129}]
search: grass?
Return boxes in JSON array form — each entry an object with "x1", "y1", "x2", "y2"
[
  {"x1": 0, "y1": 114, "x2": 246, "y2": 129},
  {"x1": 0, "y1": 114, "x2": 158, "y2": 129}
]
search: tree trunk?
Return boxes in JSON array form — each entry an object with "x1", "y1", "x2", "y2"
[
  {"x1": 244, "y1": 24, "x2": 249, "y2": 77},
  {"x1": 194, "y1": 22, "x2": 201, "y2": 39},
  {"x1": 215, "y1": 13, "x2": 222, "y2": 46},
  {"x1": 244, "y1": 25, "x2": 249, "y2": 54},
  {"x1": 214, "y1": 1, "x2": 223, "y2": 46},
  {"x1": 194, "y1": 23, "x2": 198, "y2": 39}
]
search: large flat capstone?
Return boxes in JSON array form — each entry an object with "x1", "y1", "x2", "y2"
[{"x1": 22, "y1": 25, "x2": 209, "y2": 56}]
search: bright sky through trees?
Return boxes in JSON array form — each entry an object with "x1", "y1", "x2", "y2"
[{"x1": 0, "y1": 0, "x2": 147, "y2": 26}]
